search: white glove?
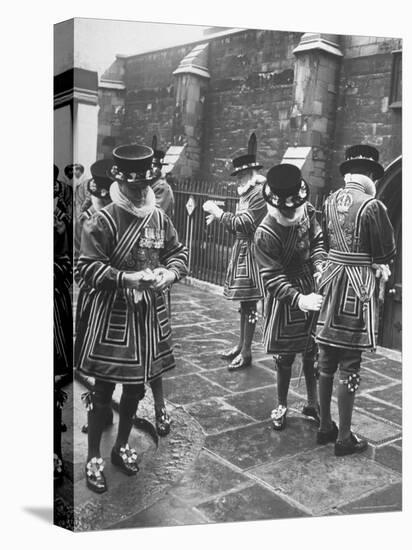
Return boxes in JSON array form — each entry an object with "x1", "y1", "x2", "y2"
[
  {"x1": 203, "y1": 200, "x2": 224, "y2": 218},
  {"x1": 372, "y1": 263, "x2": 391, "y2": 283},
  {"x1": 298, "y1": 293, "x2": 323, "y2": 312},
  {"x1": 205, "y1": 214, "x2": 215, "y2": 226},
  {"x1": 152, "y1": 267, "x2": 177, "y2": 291}
]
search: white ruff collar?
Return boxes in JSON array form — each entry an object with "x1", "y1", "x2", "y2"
[
  {"x1": 344, "y1": 173, "x2": 376, "y2": 197},
  {"x1": 268, "y1": 203, "x2": 306, "y2": 226},
  {"x1": 110, "y1": 181, "x2": 156, "y2": 218},
  {"x1": 237, "y1": 181, "x2": 255, "y2": 196}
]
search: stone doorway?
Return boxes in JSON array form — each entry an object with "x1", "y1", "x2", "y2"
[{"x1": 376, "y1": 156, "x2": 402, "y2": 351}]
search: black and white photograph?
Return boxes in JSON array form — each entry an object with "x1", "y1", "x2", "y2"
[{"x1": 51, "y1": 15, "x2": 404, "y2": 532}]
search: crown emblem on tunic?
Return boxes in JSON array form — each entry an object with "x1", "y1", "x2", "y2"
[{"x1": 336, "y1": 191, "x2": 353, "y2": 213}]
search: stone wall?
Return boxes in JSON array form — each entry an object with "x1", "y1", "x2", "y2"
[
  {"x1": 330, "y1": 35, "x2": 402, "y2": 188},
  {"x1": 203, "y1": 30, "x2": 301, "y2": 180},
  {"x1": 100, "y1": 29, "x2": 402, "y2": 189},
  {"x1": 116, "y1": 30, "x2": 302, "y2": 180},
  {"x1": 120, "y1": 44, "x2": 196, "y2": 149}
]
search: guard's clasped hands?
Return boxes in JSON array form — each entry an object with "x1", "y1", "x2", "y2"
[{"x1": 124, "y1": 268, "x2": 175, "y2": 292}]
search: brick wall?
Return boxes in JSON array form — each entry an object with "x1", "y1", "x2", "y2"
[{"x1": 330, "y1": 35, "x2": 402, "y2": 188}]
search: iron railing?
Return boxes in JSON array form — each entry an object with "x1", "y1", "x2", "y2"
[
  {"x1": 173, "y1": 179, "x2": 239, "y2": 286},
  {"x1": 173, "y1": 178, "x2": 326, "y2": 287}
]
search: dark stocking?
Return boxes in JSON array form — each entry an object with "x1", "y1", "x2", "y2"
[
  {"x1": 337, "y1": 383, "x2": 356, "y2": 442},
  {"x1": 317, "y1": 345, "x2": 338, "y2": 432},
  {"x1": 319, "y1": 373, "x2": 334, "y2": 432},
  {"x1": 276, "y1": 355, "x2": 294, "y2": 407},
  {"x1": 238, "y1": 309, "x2": 246, "y2": 353},
  {"x1": 302, "y1": 358, "x2": 319, "y2": 408},
  {"x1": 240, "y1": 301, "x2": 257, "y2": 358},
  {"x1": 150, "y1": 377, "x2": 165, "y2": 413},
  {"x1": 114, "y1": 384, "x2": 143, "y2": 450},
  {"x1": 87, "y1": 380, "x2": 114, "y2": 461}
]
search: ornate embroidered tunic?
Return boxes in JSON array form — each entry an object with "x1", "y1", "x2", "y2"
[
  {"x1": 75, "y1": 203, "x2": 188, "y2": 384},
  {"x1": 316, "y1": 182, "x2": 396, "y2": 351},
  {"x1": 254, "y1": 202, "x2": 325, "y2": 353},
  {"x1": 220, "y1": 184, "x2": 267, "y2": 301}
]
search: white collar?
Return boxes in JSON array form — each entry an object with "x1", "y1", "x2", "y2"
[
  {"x1": 267, "y1": 203, "x2": 306, "y2": 226},
  {"x1": 344, "y1": 173, "x2": 376, "y2": 197},
  {"x1": 110, "y1": 182, "x2": 156, "y2": 218}
]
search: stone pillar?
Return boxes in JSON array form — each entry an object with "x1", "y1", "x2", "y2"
[
  {"x1": 289, "y1": 33, "x2": 343, "y2": 204},
  {"x1": 172, "y1": 43, "x2": 210, "y2": 178},
  {"x1": 54, "y1": 67, "x2": 99, "y2": 178},
  {"x1": 73, "y1": 102, "x2": 99, "y2": 177}
]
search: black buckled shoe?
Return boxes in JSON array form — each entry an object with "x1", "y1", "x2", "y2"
[
  {"x1": 228, "y1": 354, "x2": 252, "y2": 371},
  {"x1": 302, "y1": 404, "x2": 320, "y2": 424},
  {"x1": 316, "y1": 421, "x2": 338, "y2": 444},
  {"x1": 155, "y1": 406, "x2": 172, "y2": 437},
  {"x1": 111, "y1": 444, "x2": 139, "y2": 476},
  {"x1": 335, "y1": 433, "x2": 368, "y2": 457},
  {"x1": 220, "y1": 346, "x2": 242, "y2": 361},
  {"x1": 271, "y1": 405, "x2": 287, "y2": 431},
  {"x1": 85, "y1": 457, "x2": 107, "y2": 494}
]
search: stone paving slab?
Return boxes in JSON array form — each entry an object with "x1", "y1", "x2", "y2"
[
  {"x1": 224, "y1": 386, "x2": 276, "y2": 422},
  {"x1": 164, "y1": 373, "x2": 229, "y2": 405},
  {"x1": 354, "y1": 394, "x2": 402, "y2": 426},
  {"x1": 175, "y1": 352, "x2": 229, "y2": 371},
  {"x1": 197, "y1": 320, "x2": 247, "y2": 333},
  {"x1": 249, "y1": 446, "x2": 401, "y2": 516},
  {"x1": 172, "y1": 309, "x2": 216, "y2": 327},
  {"x1": 362, "y1": 358, "x2": 402, "y2": 378},
  {"x1": 205, "y1": 416, "x2": 320, "y2": 471},
  {"x1": 195, "y1": 483, "x2": 308, "y2": 523},
  {"x1": 184, "y1": 397, "x2": 255, "y2": 435},
  {"x1": 337, "y1": 483, "x2": 402, "y2": 515},
  {"x1": 201, "y1": 365, "x2": 276, "y2": 393},
  {"x1": 111, "y1": 495, "x2": 208, "y2": 529},
  {"x1": 172, "y1": 324, "x2": 219, "y2": 340},
  {"x1": 368, "y1": 383, "x2": 402, "y2": 406},
  {"x1": 357, "y1": 367, "x2": 399, "y2": 388},
  {"x1": 369, "y1": 444, "x2": 402, "y2": 474},
  {"x1": 162, "y1": 357, "x2": 203, "y2": 378},
  {"x1": 169, "y1": 450, "x2": 248, "y2": 505},
  {"x1": 174, "y1": 334, "x2": 240, "y2": 358}
]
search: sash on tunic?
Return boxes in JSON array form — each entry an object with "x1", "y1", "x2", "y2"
[{"x1": 319, "y1": 195, "x2": 375, "y2": 306}]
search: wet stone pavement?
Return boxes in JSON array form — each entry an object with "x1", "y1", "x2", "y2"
[{"x1": 59, "y1": 281, "x2": 402, "y2": 530}]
